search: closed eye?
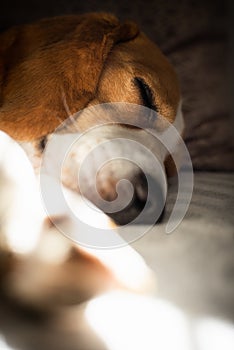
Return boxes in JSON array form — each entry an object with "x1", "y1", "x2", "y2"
[{"x1": 134, "y1": 77, "x2": 157, "y2": 112}]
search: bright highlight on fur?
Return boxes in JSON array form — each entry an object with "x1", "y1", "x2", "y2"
[{"x1": 0, "y1": 131, "x2": 42, "y2": 255}]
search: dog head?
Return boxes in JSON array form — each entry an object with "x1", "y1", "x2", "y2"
[{"x1": 0, "y1": 13, "x2": 182, "y2": 224}]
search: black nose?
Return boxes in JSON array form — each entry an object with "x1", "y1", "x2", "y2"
[
  {"x1": 80, "y1": 166, "x2": 165, "y2": 225},
  {"x1": 107, "y1": 172, "x2": 165, "y2": 225}
]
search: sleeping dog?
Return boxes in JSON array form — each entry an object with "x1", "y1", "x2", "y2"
[
  {"x1": 0, "y1": 13, "x2": 182, "y2": 308},
  {"x1": 0, "y1": 12, "x2": 183, "y2": 225}
]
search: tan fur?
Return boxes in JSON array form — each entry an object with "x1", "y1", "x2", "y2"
[
  {"x1": 0, "y1": 13, "x2": 180, "y2": 141},
  {"x1": 0, "y1": 13, "x2": 180, "y2": 308}
]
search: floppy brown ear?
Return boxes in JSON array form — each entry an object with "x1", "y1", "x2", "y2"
[
  {"x1": 0, "y1": 27, "x2": 18, "y2": 101},
  {"x1": 0, "y1": 14, "x2": 139, "y2": 141}
]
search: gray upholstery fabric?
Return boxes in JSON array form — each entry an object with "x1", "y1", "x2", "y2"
[{"x1": 133, "y1": 172, "x2": 234, "y2": 321}]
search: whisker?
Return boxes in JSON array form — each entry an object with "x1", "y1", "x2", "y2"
[
  {"x1": 58, "y1": 90, "x2": 80, "y2": 133},
  {"x1": 61, "y1": 89, "x2": 72, "y2": 118}
]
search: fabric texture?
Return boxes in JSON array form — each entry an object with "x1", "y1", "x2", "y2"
[{"x1": 133, "y1": 172, "x2": 234, "y2": 321}]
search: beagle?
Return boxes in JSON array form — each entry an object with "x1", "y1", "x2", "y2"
[
  {"x1": 0, "y1": 13, "x2": 182, "y2": 308},
  {"x1": 0, "y1": 12, "x2": 183, "y2": 225}
]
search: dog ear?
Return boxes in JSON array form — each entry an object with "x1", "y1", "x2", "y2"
[
  {"x1": 0, "y1": 14, "x2": 139, "y2": 141},
  {"x1": 0, "y1": 27, "x2": 18, "y2": 103}
]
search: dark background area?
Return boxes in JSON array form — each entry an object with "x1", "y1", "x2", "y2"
[
  {"x1": 0, "y1": 0, "x2": 229, "y2": 53},
  {"x1": 0, "y1": 0, "x2": 234, "y2": 170}
]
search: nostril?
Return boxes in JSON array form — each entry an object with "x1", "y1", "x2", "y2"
[
  {"x1": 134, "y1": 172, "x2": 148, "y2": 203},
  {"x1": 107, "y1": 171, "x2": 165, "y2": 225},
  {"x1": 133, "y1": 172, "x2": 148, "y2": 210},
  {"x1": 133, "y1": 173, "x2": 165, "y2": 223}
]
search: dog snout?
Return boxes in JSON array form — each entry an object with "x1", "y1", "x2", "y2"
[
  {"x1": 107, "y1": 172, "x2": 165, "y2": 225},
  {"x1": 79, "y1": 160, "x2": 166, "y2": 225}
]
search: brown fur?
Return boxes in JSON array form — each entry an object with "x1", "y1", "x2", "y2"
[
  {"x1": 0, "y1": 13, "x2": 180, "y2": 308},
  {"x1": 0, "y1": 13, "x2": 180, "y2": 141}
]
